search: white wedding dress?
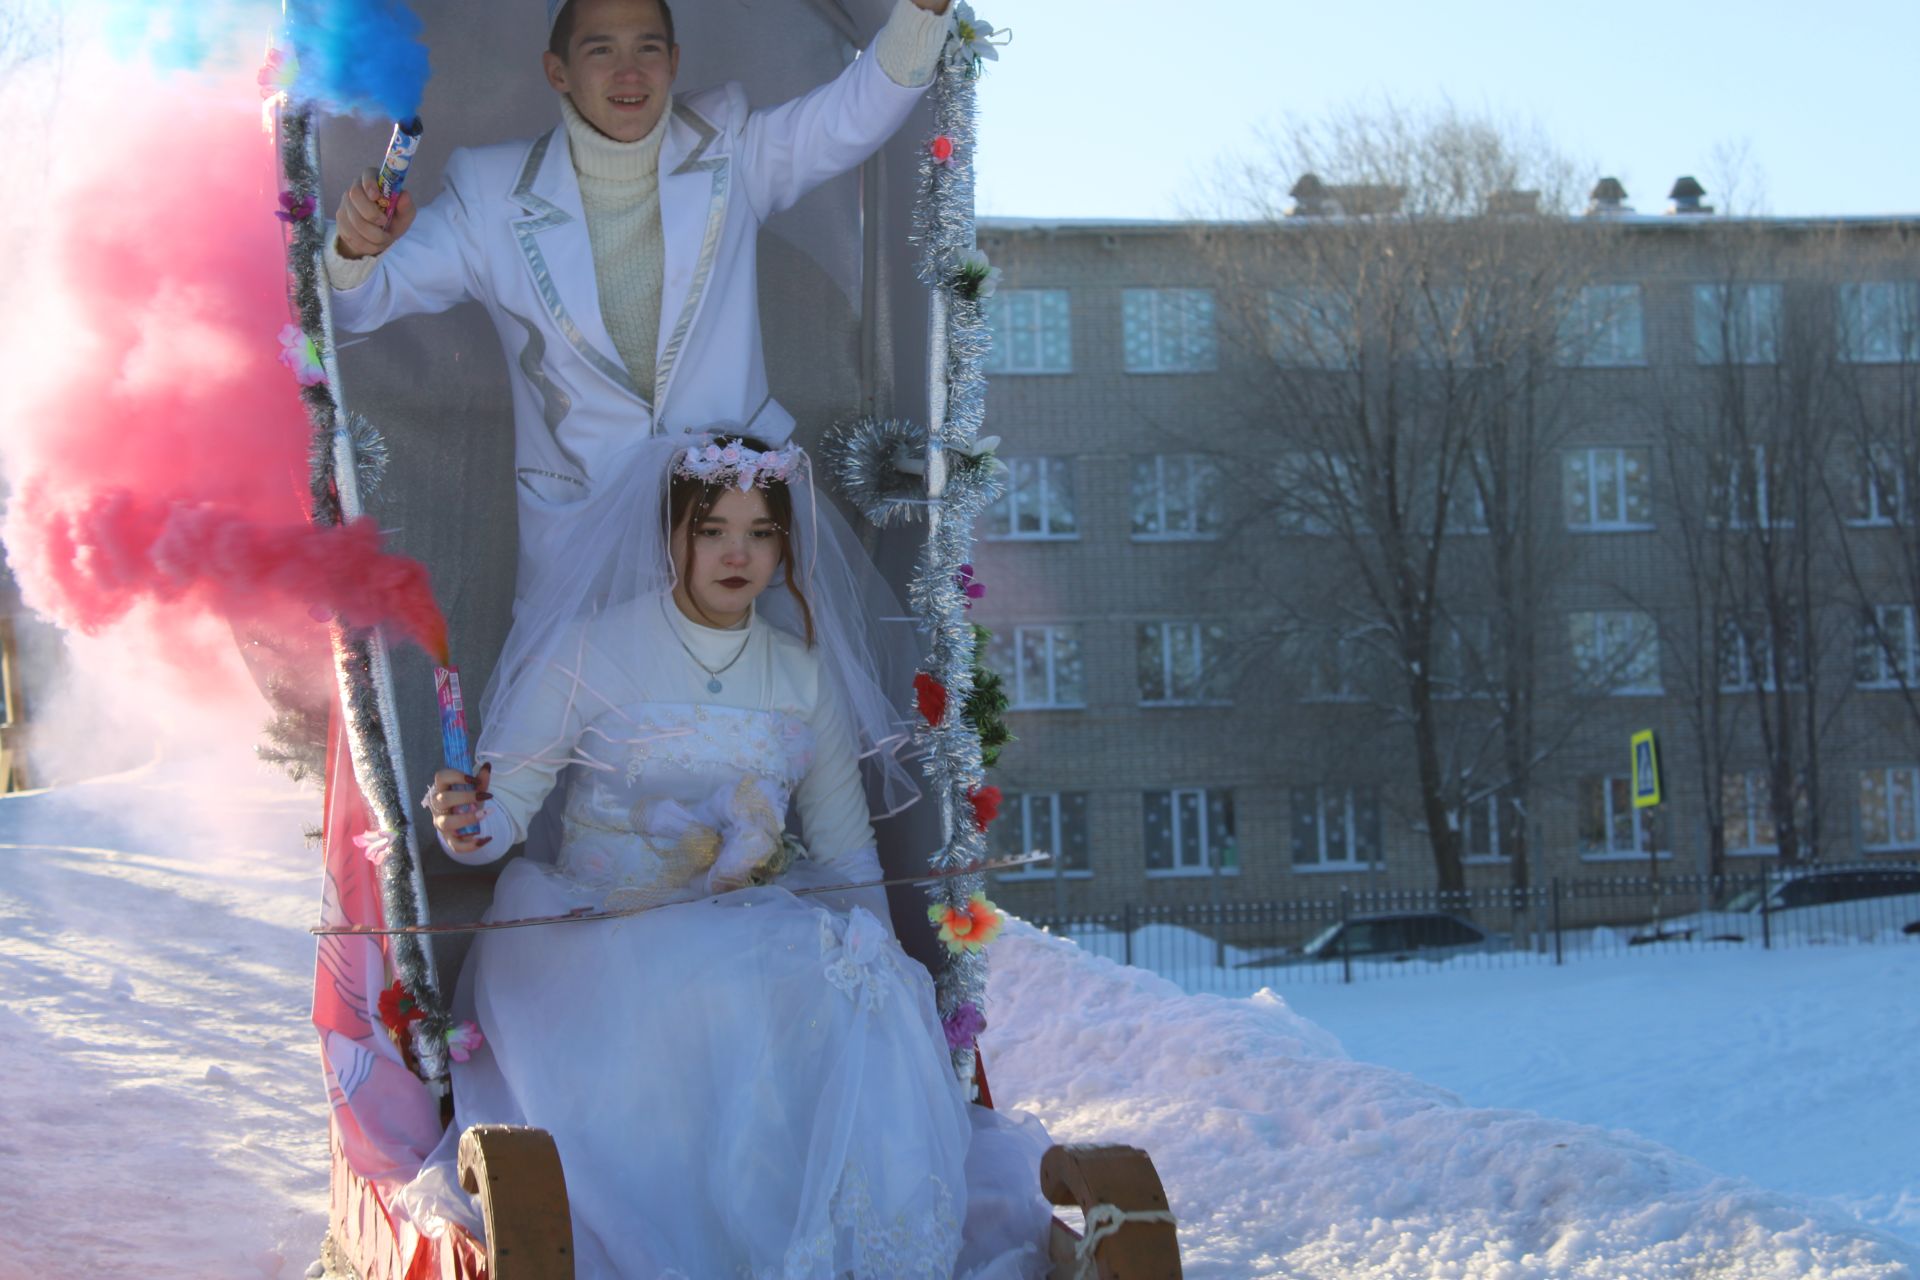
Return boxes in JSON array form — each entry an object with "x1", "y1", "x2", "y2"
[{"x1": 403, "y1": 597, "x2": 1051, "y2": 1279}]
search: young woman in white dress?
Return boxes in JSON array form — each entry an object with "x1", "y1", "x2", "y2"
[{"x1": 411, "y1": 435, "x2": 1049, "y2": 1279}]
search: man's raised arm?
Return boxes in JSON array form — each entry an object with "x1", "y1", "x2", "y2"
[
  {"x1": 736, "y1": 0, "x2": 953, "y2": 221},
  {"x1": 324, "y1": 154, "x2": 487, "y2": 334}
]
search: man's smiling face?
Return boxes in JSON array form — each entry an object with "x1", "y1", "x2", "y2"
[{"x1": 544, "y1": 0, "x2": 680, "y2": 144}]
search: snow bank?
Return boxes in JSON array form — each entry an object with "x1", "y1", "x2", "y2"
[{"x1": 981, "y1": 920, "x2": 1920, "y2": 1280}]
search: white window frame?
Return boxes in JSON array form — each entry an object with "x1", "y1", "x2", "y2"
[
  {"x1": 1300, "y1": 630, "x2": 1376, "y2": 704},
  {"x1": 1290, "y1": 784, "x2": 1382, "y2": 871},
  {"x1": 1579, "y1": 774, "x2": 1671, "y2": 862},
  {"x1": 1131, "y1": 454, "x2": 1223, "y2": 541},
  {"x1": 1847, "y1": 443, "x2": 1907, "y2": 528},
  {"x1": 1267, "y1": 287, "x2": 1354, "y2": 369},
  {"x1": 1138, "y1": 621, "x2": 1231, "y2": 707},
  {"x1": 1123, "y1": 288, "x2": 1219, "y2": 374},
  {"x1": 1718, "y1": 613, "x2": 1803, "y2": 693},
  {"x1": 993, "y1": 625, "x2": 1085, "y2": 709},
  {"x1": 1275, "y1": 453, "x2": 1366, "y2": 536},
  {"x1": 1716, "y1": 444, "x2": 1793, "y2": 530},
  {"x1": 1144, "y1": 788, "x2": 1238, "y2": 877},
  {"x1": 983, "y1": 288, "x2": 1072, "y2": 375},
  {"x1": 1560, "y1": 284, "x2": 1648, "y2": 368},
  {"x1": 1571, "y1": 610, "x2": 1662, "y2": 695},
  {"x1": 985, "y1": 456, "x2": 1078, "y2": 542},
  {"x1": 1694, "y1": 282, "x2": 1782, "y2": 365},
  {"x1": 994, "y1": 792, "x2": 1093, "y2": 880},
  {"x1": 1858, "y1": 766, "x2": 1920, "y2": 852},
  {"x1": 1433, "y1": 616, "x2": 1493, "y2": 701},
  {"x1": 1857, "y1": 604, "x2": 1920, "y2": 688},
  {"x1": 1722, "y1": 770, "x2": 1780, "y2": 856},
  {"x1": 1839, "y1": 282, "x2": 1920, "y2": 365},
  {"x1": 1459, "y1": 791, "x2": 1510, "y2": 864},
  {"x1": 1563, "y1": 447, "x2": 1655, "y2": 532}
]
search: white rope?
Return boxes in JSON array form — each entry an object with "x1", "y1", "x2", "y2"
[{"x1": 1074, "y1": 1202, "x2": 1178, "y2": 1278}]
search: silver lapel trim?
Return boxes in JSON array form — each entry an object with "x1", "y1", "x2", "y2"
[
  {"x1": 510, "y1": 130, "x2": 647, "y2": 404},
  {"x1": 652, "y1": 101, "x2": 731, "y2": 421},
  {"x1": 503, "y1": 305, "x2": 587, "y2": 479}
]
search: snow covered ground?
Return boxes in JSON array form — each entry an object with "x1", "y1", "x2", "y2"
[{"x1": 2, "y1": 758, "x2": 1916, "y2": 1278}]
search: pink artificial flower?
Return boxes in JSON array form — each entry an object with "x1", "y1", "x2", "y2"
[
  {"x1": 277, "y1": 324, "x2": 326, "y2": 387},
  {"x1": 942, "y1": 1001, "x2": 987, "y2": 1051},
  {"x1": 445, "y1": 1020, "x2": 485, "y2": 1063},
  {"x1": 257, "y1": 47, "x2": 296, "y2": 100},
  {"x1": 955, "y1": 563, "x2": 986, "y2": 608},
  {"x1": 352, "y1": 828, "x2": 395, "y2": 869}
]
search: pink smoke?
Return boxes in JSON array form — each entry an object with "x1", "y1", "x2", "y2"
[{"x1": 0, "y1": 60, "x2": 447, "y2": 696}]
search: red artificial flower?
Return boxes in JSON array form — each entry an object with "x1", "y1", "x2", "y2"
[
  {"x1": 378, "y1": 979, "x2": 424, "y2": 1033},
  {"x1": 914, "y1": 671, "x2": 948, "y2": 727},
  {"x1": 929, "y1": 134, "x2": 956, "y2": 167},
  {"x1": 969, "y1": 785, "x2": 1003, "y2": 833}
]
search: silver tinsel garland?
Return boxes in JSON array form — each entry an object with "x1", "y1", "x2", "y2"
[
  {"x1": 905, "y1": 33, "x2": 1000, "y2": 1082},
  {"x1": 280, "y1": 104, "x2": 451, "y2": 1088}
]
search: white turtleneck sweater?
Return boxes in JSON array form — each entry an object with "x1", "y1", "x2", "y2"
[{"x1": 327, "y1": 0, "x2": 952, "y2": 398}]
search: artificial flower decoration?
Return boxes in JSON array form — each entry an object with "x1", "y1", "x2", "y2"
[
  {"x1": 928, "y1": 893, "x2": 1004, "y2": 954},
  {"x1": 954, "y1": 563, "x2": 985, "y2": 608},
  {"x1": 352, "y1": 827, "x2": 396, "y2": 869},
  {"x1": 929, "y1": 134, "x2": 956, "y2": 168},
  {"x1": 954, "y1": 248, "x2": 1002, "y2": 303},
  {"x1": 257, "y1": 46, "x2": 298, "y2": 100},
  {"x1": 445, "y1": 1021, "x2": 486, "y2": 1064},
  {"x1": 277, "y1": 324, "x2": 327, "y2": 386},
  {"x1": 948, "y1": 3, "x2": 1007, "y2": 72},
  {"x1": 275, "y1": 190, "x2": 317, "y2": 223},
  {"x1": 377, "y1": 979, "x2": 424, "y2": 1033},
  {"x1": 914, "y1": 671, "x2": 948, "y2": 727},
  {"x1": 968, "y1": 784, "x2": 1002, "y2": 833},
  {"x1": 942, "y1": 1001, "x2": 987, "y2": 1052}
]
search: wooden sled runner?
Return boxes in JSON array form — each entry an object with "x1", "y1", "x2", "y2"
[{"x1": 322, "y1": 1123, "x2": 1181, "y2": 1279}]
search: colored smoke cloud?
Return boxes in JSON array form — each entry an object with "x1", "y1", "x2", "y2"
[{"x1": 103, "y1": 0, "x2": 431, "y2": 121}]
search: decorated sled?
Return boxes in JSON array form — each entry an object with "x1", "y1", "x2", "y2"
[{"x1": 282, "y1": 2, "x2": 1181, "y2": 1276}]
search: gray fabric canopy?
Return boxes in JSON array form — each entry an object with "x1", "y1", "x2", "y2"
[{"x1": 318, "y1": 0, "x2": 944, "y2": 974}]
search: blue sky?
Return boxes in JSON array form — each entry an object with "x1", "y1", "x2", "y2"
[{"x1": 973, "y1": 0, "x2": 1920, "y2": 220}]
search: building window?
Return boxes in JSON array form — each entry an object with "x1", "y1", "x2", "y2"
[
  {"x1": 1123, "y1": 288, "x2": 1218, "y2": 373},
  {"x1": 984, "y1": 457, "x2": 1077, "y2": 540},
  {"x1": 986, "y1": 625, "x2": 1086, "y2": 708},
  {"x1": 1848, "y1": 443, "x2": 1907, "y2": 527},
  {"x1": 1718, "y1": 613, "x2": 1804, "y2": 692},
  {"x1": 1560, "y1": 284, "x2": 1647, "y2": 367},
  {"x1": 1578, "y1": 775, "x2": 1667, "y2": 859},
  {"x1": 1434, "y1": 616, "x2": 1493, "y2": 700},
  {"x1": 1290, "y1": 785, "x2": 1381, "y2": 869},
  {"x1": 1856, "y1": 604, "x2": 1919, "y2": 688},
  {"x1": 1694, "y1": 282, "x2": 1782, "y2": 365},
  {"x1": 1722, "y1": 771, "x2": 1779, "y2": 855},
  {"x1": 1144, "y1": 788, "x2": 1237, "y2": 875},
  {"x1": 984, "y1": 289, "x2": 1072, "y2": 374},
  {"x1": 1859, "y1": 766, "x2": 1920, "y2": 851},
  {"x1": 1459, "y1": 791, "x2": 1510, "y2": 863},
  {"x1": 1298, "y1": 629, "x2": 1382, "y2": 703},
  {"x1": 1563, "y1": 447, "x2": 1653, "y2": 531},
  {"x1": 1712, "y1": 444, "x2": 1792, "y2": 529},
  {"x1": 1267, "y1": 287, "x2": 1353, "y2": 369},
  {"x1": 1137, "y1": 621, "x2": 1232, "y2": 705},
  {"x1": 1839, "y1": 282, "x2": 1920, "y2": 364},
  {"x1": 1131, "y1": 454, "x2": 1223, "y2": 540},
  {"x1": 1412, "y1": 285, "x2": 1475, "y2": 367},
  {"x1": 1275, "y1": 453, "x2": 1365, "y2": 536},
  {"x1": 1571, "y1": 610, "x2": 1661, "y2": 694},
  {"x1": 993, "y1": 791, "x2": 1091, "y2": 878}
]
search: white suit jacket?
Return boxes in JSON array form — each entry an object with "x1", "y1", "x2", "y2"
[{"x1": 329, "y1": 50, "x2": 927, "y2": 594}]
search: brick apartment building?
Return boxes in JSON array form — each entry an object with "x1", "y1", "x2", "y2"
[{"x1": 968, "y1": 180, "x2": 1920, "y2": 921}]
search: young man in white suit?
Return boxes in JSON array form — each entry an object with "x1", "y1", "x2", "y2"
[{"x1": 328, "y1": 0, "x2": 953, "y2": 596}]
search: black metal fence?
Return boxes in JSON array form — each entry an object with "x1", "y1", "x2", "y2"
[{"x1": 1028, "y1": 865, "x2": 1920, "y2": 989}]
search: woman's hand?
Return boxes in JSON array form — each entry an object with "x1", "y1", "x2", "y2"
[{"x1": 426, "y1": 763, "x2": 493, "y2": 856}]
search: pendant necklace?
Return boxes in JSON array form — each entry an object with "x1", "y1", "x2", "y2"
[{"x1": 663, "y1": 596, "x2": 752, "y2": 694}]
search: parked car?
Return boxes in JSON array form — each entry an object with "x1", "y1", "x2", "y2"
[
  {"x1": 1629, "y1": 864, "x2": 1920, "y2": 945},
  {"x1": 1245, "y1": 911, "x2": 1511, "y2": 967}
]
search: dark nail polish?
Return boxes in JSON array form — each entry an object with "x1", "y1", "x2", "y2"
[
  {"x1": 476, "y1": 791, "x2": 494, "y2": 801},
  {"x1": 474, "y1": 837, "x2": 493, "y2": 848}
]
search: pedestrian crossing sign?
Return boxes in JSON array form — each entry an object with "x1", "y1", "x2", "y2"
[{"x1": 1630, "y1": 730, "x2": 1662, "y2": 809}]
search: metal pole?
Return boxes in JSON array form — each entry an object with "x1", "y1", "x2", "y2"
[
  {"x1": 1123, "y1": 902, "x2": 1135, "y2": 968},
  {"x1": 1760, "y1": 866, "x2": 1773, "y2": 950},
  {"x1": 1552, "y1": 876, "x2": 1564, "y2": 965},
  {"x1": 1340, "y1": 888, "x2": 1353, "y2": 985}
]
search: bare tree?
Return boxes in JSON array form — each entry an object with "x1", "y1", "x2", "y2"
[{"x1": 1206, "y1": 103, "x2": 1597, "y2": 892}]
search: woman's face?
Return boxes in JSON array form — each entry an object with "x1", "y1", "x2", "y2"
[{"x1": 674, "y1": 486, "x2": 782, "y2": 625}]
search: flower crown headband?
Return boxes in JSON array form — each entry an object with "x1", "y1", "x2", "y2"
[{"x1": 673, "y1": 438, "x2": 806, "y2": 493}]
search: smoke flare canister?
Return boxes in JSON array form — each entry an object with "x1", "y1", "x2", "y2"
[
  {"x1": 376, "y1": 117, "x2": 425, "y2": 207},
  {"x1": 435, "y1": 665, "x2": 480, "y2": 837}
]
